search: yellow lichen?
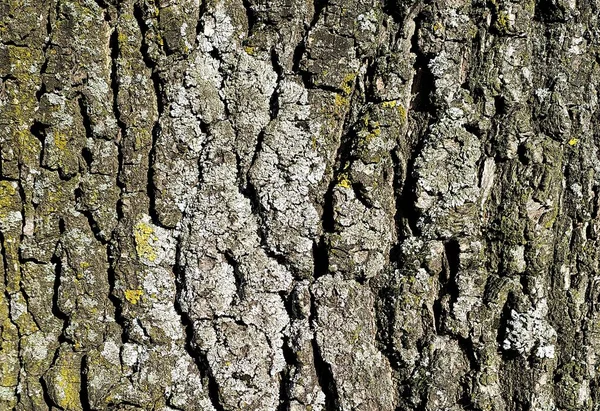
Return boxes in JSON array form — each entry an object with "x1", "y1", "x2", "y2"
[
  {"x1": 52, "y1": 131, "x2": 69, "y2": 151},
  {"x1": 497, "y1": 11, "x2": 510, "y2": 31},
  {"x1": 381, "y1": 100, "x2": 397, "y2": 108},
  {"x1": 340, "y1": 73, "x2": 356, "y2": 96},
  {"x1": 568, "y1": 138, "x2": 579, "y2": 146},
  {"x1": 397, "y1": 104, "x2": 407, "y2": 121},
  {"x1": 134, "y1": 221, "x2": 158, "y2": 262},
  {"x1": 334, "y1": 94, "x2": 349, "y2": 107},
  {"x1": 117, "y1": 31, "x2": 128, "y2": 44},
  {"x1": 56, "y1": 365, "x2": 80, "y2": 410},
  {"x1": 244, "y1": 46, "x2": 255, "y2": 55},
  {"x1": 0, "y1": 181, "x2": 17, "y2": 207},
  {"x1": 337, "y1": 175, "x2": 352, "y2": 189},
  {"x1": 124, "y1": 289, "x2": 143, "y2": 305},
  {"x1": 433, "y1": 22, "x2": 444, "y2": 32}
]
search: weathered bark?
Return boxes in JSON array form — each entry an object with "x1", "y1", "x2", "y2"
[{"x1": 1, "y1": 0, "x2": 600, "y2": 409}]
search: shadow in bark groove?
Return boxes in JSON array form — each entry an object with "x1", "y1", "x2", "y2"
[
  {"x1": 309, "y1": 291, "x2": 340, "y2": 410},
  {"x1": 173, "y1": 239, "x2": 226, "y2": 411}
]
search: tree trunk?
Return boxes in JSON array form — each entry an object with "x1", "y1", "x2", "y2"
[{"x1": 1, "y1": 0, "x2": 599, "y2": 409}]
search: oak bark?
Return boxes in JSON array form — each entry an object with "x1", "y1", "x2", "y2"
[{"x1": 1, "y1": 0, "x2": 600, "y2": 410}]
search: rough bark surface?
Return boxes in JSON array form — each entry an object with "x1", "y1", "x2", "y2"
[{"x1": 2, "y1": 0, "x2": 600, "y2": 410}]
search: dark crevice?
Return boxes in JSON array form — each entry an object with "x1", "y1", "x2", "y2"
[
  {"x1": 312, "y1": 237, "x2": 329, "y2": 278},
  {"x1": 382, "y1": 0, "x2": 414, "y2": 24},
  {"x1": 444, "y1": 239, "x2": 460, "y2": 285},
  {"x1": 195, "y1": 0, "x2": 208, "y2": 39},
  {"x1": 409, "y1": 13, "x2": 435, "y2": 114},
  {"x1": 433, "y1": 239, "x2": 461, "y2": 335},
  {"x1": 309, "y1": 291, "x2": 339, "y2": 410},
  {"x1": 133, "y1": 3, "x2": 169, "y2": 229},
  {"x1": 58, "y1": 217, "x2": 66, "y2": 234},
  {"x1": 375, "y1": 285, "x2": 402, "y2": 370},
  {"x1": 109, "y1": 29, "x2": 126, "y2": 134},
  {"x1": 393, "y1": 143, "x2": 421, "y2": 238},
  {"x1": 80, "y1": 355, "x2": 91, "y2": 411},
  {"x1": 277, "y1": 358, "x2": 292, "y2": 411},
  {"x1": 30, "y1": 121, "x2": 48, "y2": 167},
  {"x1": 35, "y1": 82, "x2": 47, "y2": 101},
  {"x1": 241, "y1": 0, "x2": 258, "y2": 36},
  {"x1": 269, "y1": 49, "x2": 283, "y2": 119},
  {"x1": 311, "y1": 339, "x2": 339, "y2": 411},
  {"x1": 74, "y1": 187, "x2": 108, "y2": 244},
  {"x1": 147, "y1": 121, "x2": 165, "y2": 227},
  {"x1": 78, "y1": 96, "x2": 94, "y2": 140},
  {"x1": 494, "y1": 95, "x2": 507, "y2": 116},
  {"x1": 517, "y1": 142, "x2": 529, "y2": 165},
  {"x1": 321, "y1": 180, "x2": 336, "y2": 233},
  {"x1": 81, "y1": 147, "x2": 94, "y2": 170},
  {"x1": 277, "y1": 292, "x2": 298, "y2": 411},
  {"x1": 310, "y1": 0, "x2": 328, "y2": 28},
  {"x1": 106, "y1": 242, "x2": 128, "y2": 344},
  {"x1": 351, "y1": 182, "x2": 374, "y2": 208},
  {"x1": 224, "y1": 251, "x2": 245, "y2": 301},
  {"x1": 50, "y1": 252, "x2": 71, "y2": 345},
  {"x1": 40, "y1": 376, "x2": 57, "y2": 410},
  {"x1": 291, "y1": 41, "x2": 307, "y2": 74},
  {"x1": 173, "y1": 238, "x2": 226, "y2": 411},
  {"x1": 108, "y1": 19, "x2": 127, "y2": 224}
]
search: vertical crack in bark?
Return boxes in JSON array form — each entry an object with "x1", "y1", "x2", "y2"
[
  {"x1": 80, "y1": 354, "x2": 91, "y2": 411},
  {"x1": 106, "y1": 241, "x2": 127, "y2": 344},
  {"x1": 172, "y1": 238, "x2": 226, "y2": 411},
  {"x1": 312, "y1": 236, "x2": 329, "y2": 278},
  {"x1": 292, "y1": 0, "x2": 328, "y2": 82},
  {"x1": 223, "y1": 251, "x2": 245, "y2": 301},
  {"x1": 1, "y1": 230, "x2": 24, "y2": 403},
  {"x1": 313, "y1": 86, "x2": 357, "y2": 280},
  {"x1": 109, "y1": 29, "x2": 127, "y2": 144},
  {"x1": 392, "y1": 13, "x2": 437, "y2": 241},
  {"x1": 50, "y1": 251, "x2": 70, "y2": 344},
  {"x1": 104, "y1": 7, "x2": 129, "y2": 346},
  {"x1": 194, "y1": 0, "x2": 208, "y2": 47},
  {"x1": 277, "y1": 291, "x2": 299, "y2": 411},
  {"x1": 308, "y1": 290, "x2": 339, "y2": 410},
  {"x1": 375, "y1": 283, "x2": 401, "y2": 370},
  {"x1": 241, "y1": 0, "x2": 258, "y2": 37},
  {"x1": 133, "y1": 2, "x2": 169, "y2": 228},
  {"x1": 408, "y1": 13, "x2": 435, "y2": 115}
]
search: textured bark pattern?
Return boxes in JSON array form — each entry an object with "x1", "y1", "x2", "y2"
[{"x1": 2, "y1": 0, "x2": 600, "y2": 410}]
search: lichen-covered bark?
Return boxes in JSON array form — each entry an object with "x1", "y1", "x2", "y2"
[{"x1": 2, "y1": 0, "x2": 600, "y2": 409}]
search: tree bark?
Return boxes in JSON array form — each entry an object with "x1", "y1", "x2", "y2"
[{"x1": 1, "y1": 0, "x2": 600, "y2": 410}]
